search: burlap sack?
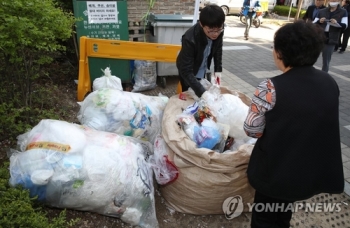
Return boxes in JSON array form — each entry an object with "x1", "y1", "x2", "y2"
[{"x1": 160, "y1": 87, "x2": 255, "y2": 215}]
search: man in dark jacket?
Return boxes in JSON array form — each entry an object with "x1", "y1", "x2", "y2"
[
  {"x1": 313, "y1": 0, "x2": 348, "y2": 72},
  {"x1": 303, "y1": 0, "x2": 326, "y2": 22},
  {"x1": 176, "y1": 4, "x2": 225, "y2": 99}
]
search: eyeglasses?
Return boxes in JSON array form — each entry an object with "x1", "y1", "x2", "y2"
[{"x1": 205, "y1": 27, "x2": 225, "y2": 35}]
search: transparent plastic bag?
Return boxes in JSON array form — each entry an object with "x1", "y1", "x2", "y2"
[
  {"x1": 77, "y1": 88, "x2": 168, "y2": 144},
  {"x1": 132, "y1": 61, "x2": 157, "y2": 92},
  {"x1": 193, "y1": 118, "x2": 221, "y2": 150},
  {"x1": 149, "y1": 135, "x2": 178, "y2": 185},
  {"x1": 92, "y1": 67, "x2": 123, "y2": 91},
  {"x1": 9, "y1": 119, "x2": 158, "y2": 228}
]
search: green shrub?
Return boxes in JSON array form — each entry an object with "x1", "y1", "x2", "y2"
[
  {"x1": 272, "y1": 5, "x2": 306, "y2": 18},
  {"x1": 0, "y1": 0, "x2": 81, "y2": 225},
  {"x1": 0, "y1": 162, "x2": 79, "y2": 227},
  {"x1": 0, "y1": 0, "x2": 77, "y2": 141}
]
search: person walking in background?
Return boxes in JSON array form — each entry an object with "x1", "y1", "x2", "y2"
[
  {"x1": 313, "y1": 0, "x2": 348, "y2": 72},
  {"x1": 303, "y1": 0, "x2": 326, "y2": 22},
  {"x1": 176, "y1": 4, "x2": 225, "y2": 98},
  {"x1": 338, "y1": 0, "x2": 350, "y2": 53},
  {"x1": 244, "y1": 20, "x2": 344, "y2": 228},
  {"x1": 242, "y1": 0, "x2": 261, "y2": 40}
]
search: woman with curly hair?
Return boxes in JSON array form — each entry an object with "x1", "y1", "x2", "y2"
[{"x1": 244, "y1": 21, "x2": 344, "y2": 228}]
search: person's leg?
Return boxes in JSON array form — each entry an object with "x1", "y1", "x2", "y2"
[
  {"x1": 205, "y1": 72, "x2": 211, "y2": 83},
  {"x1": 322, "y1": 44, "x2": 335, "y2": 72},
  {"x1": 251, "y1": 191, "x2": 278, "y2": 228},
  {"x1": 276, "y1": 205, "x2": 294, "y2": 227},
  {"x1": 251, "y1": 191, "x2": 294, "y2": 228},
  {"x1": 335, "y1": 33, "x2": 341, "y2": 51},
  {"x1": 340, "y1": 28, "x2": 350, "y2": 52},
  {"x1": 244, "y1": 13, "x2": 252, "y2": 39},
  {"x1": 244, "y1": 16, "x2": 250, "y2": 38}
]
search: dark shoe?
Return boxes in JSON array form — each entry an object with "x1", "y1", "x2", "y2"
[
  {"x1": 244, "y1": 36, "x2": 249, "y2": 40},
  {"x1": 339, "y1": 50, "x2": 344, "y2": 54}
]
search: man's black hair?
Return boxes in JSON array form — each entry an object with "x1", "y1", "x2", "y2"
[{"x1": 199, "y1": 4, "x2": 225, "y2": 28}]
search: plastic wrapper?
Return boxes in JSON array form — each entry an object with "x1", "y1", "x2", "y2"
[
  {"x1": 177, "y1": 114, "x2": 199, "y2": 142},
  {"x1": 194, "y1": 118, "x2": 221, "y2": 149},
  {"x1": 149, "y1": 135, "x2": 179, "y2": 185},
  {"x1": 132, "y1": 60, "x2": 157, "y2": 92},
  {"x1": 189, "y1": 80, "x2": 252, "y2": 141},
  {"x1": 77, "y1": 88, "x2": 168, "y2": 144},
  {"x1": 9, "y1": 119, "x2": 158, "y2": 228},
  {"x1": 92, "y1": 67, "x2": 123, "y2": 91},
  {"x1": 177, "y1": 115, "x2": 222, "y2": 150}
]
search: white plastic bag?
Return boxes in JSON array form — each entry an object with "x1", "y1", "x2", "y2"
[
  {"x1": 9, "y1": 119, "x2": 158, "y2": 228},
  {"x1": 149, "y1": 135, "x2": 178, "y2": 185},
  {"x1": 132, "y1": 60, "x2": 157, "y2": 92},
  {"x1": 187, "y1": 80, "x2": 252, "y2": 141},
  {"x1": 77, "y1": 88, "x2": 168, "y2": 144},
  {"x1": 93, "y1": 67, "x2": 123, "y2": 91}
]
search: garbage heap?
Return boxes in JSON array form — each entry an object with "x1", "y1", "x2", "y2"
[{"x1": 8, "y1": 69, "x2": 256, "y2": 227}]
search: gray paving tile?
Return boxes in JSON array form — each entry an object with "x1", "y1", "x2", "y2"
[
  {"x1": 342, "y1": 154, "x2": 350, "y2": 163},
  {"x1": 343, "y1": 161, "x2": 350, "y2": 170},
  {"x1": 344, "y1": 167, "x2": 350, "y2": 180},
  {"x1": 341, "y1": 138, "x2": 350, "y2": 149}
]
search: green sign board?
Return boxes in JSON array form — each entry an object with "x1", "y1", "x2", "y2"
[{"x1": 73, "y1": 0, "x2": 131, "y2": 83}]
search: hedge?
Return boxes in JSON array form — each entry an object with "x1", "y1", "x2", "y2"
[{"x1": 273, "y1": 5, "x2": 306, "y2": 18}]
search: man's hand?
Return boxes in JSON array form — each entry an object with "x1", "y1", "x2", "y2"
[
  {"x1": 211, "y1": 72, "x2": 221, "y2": 85},
  {"x1": 320, "y1": 17, "x2": 326, "y2": 23}
]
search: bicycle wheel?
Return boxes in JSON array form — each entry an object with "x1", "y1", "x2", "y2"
[
  {"x1": 240, "y1": 15, "x2": 246, "y2": 24},
  {"x1": 253, "y1": 18, "x2": 260, "y2": 28}
]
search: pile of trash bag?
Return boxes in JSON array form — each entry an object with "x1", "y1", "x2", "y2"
[
  {"x1": 9, "y1": 119, "x2": 158, "y2": 228},
  {"x1": 186, "y1": 79, "x2": 253, "y2": 143},
  {"x1": 7, "y1": 67, "x2": 258, "y2": 224},
  {"x1": 77, "y1": 88, "x2": 168, "y2": 144},
  {"x1": 160, "y1": 85, "x2": 256, "y2": 214}
]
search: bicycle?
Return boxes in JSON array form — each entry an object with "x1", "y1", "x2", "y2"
[{"x1": 239, "y1": 11, "x2": 265, "y2": 28}]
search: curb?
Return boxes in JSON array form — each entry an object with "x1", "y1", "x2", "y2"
[{"x1": 262, "y1": 18, "x2": 294, "y2": 26}]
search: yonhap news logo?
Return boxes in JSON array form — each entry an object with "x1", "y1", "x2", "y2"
[
  {"x1": 222, "y1": 195, "x2": 344, "y2": 220},
  {"x1": 222, "y1": 195, "x2": 244, "y2": 219}
]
